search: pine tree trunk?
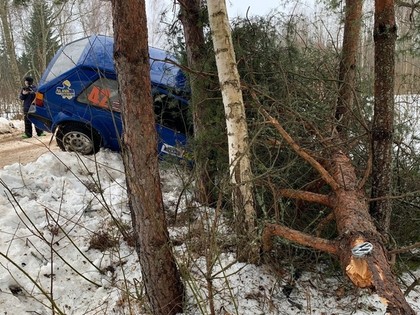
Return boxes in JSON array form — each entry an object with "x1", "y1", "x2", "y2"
[
  {"x1": 207, "y1": 0, "x2": 258, "y2": 262},
  {"x1": 370, "y1": 0, "x2": 397, "y2": 237},
  {"x1": 178, "y1": 0, "x2": 218, "y2": 205},
  {"x1": 330, "y1": 152, "x2": 414, "y2": 315},
  {"x1": 111, "y1": 1, "x2": 184, "y2": 314},
  {"x1": 335, "y1": 0, "x2": 363, "y2": 133}
]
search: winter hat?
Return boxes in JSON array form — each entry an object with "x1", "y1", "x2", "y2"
[{"x1": 24, "y1": 76, "x2": 34, "y2": 84}]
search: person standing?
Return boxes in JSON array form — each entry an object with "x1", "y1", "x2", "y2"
[{"x1": 19, "y1": 76, "x2": 44, "y2": 138}]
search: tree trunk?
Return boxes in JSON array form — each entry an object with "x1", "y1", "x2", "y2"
[
  {"x1": 207, "y1": 0, "x2": 258, "y2": 263},
  {"x1": 111, "y1": 1, "x2": 184, "y2": 314},
  {"x1": 178, "y1": 0, "x2": 218, "y2": 205},
  {"x1": 0, "y1": 0, "x2": 21, "y2": 87},
  {"x1": 370, "y1": 0, "x2": 397, "y2": 237},
  {"x1": 335, "y1": 0, "x2": 363, "y2": 134},
  {"x1": 332, "y1": 152, "x2": 414, "y2": 315}
]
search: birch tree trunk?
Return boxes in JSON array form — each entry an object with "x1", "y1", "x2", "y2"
[
  {"x1": 111, "y1": 0, "x2": 184, "y2": 314},
  {"x1": 207, "y1": 0, "x2": 257, "y2": 262}
]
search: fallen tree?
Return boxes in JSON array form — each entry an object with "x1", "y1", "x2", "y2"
[
  {"x1": 260, "y1": 108, "x2": 415, "y2": 315},
  {"x1": 259, "y1": 0, "x2": 415, "y2": 312}
]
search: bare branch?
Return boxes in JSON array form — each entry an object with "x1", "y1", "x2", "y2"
[
  {"x1": 262, "y1": 223, "x2": 339, "y2": 255},
  {"x1": 389, "y1": 242, "x2": 420, "y2": 255},
  {"x1": 279, "y1": 188, "x2": 332, "y2": 207},
  {"x1": 404, "y1": 277, "x2": 420, "y2": 296},
  {"x1": 395, "y1": 0, "x2": 420, "y2": 9},
  {"x1": 369, "y1": 190, "x2": 420, "y2": 201}
]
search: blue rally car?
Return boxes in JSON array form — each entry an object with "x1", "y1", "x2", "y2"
[{"x1": 29, "y1": 35, "x2": 190, "y2": 156}]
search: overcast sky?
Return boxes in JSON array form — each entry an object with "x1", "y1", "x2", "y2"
[
  {"x1": 145, "y1": 0, "x2": 318, "y2": 48},
  {"x1": 229, "y1": 0, "x2": 319, "y2": 17},
  {"x1": 226, "y1": 0, "x2": 281, "y2": 16}
]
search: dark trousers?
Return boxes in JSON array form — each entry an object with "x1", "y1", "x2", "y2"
[{"x1": 24, "y1": 111, "x2": 43, "y2": 137}]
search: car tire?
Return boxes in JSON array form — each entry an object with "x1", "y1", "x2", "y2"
[{"x1": 56, "y1": 123, "x2": 101, "y2": 155}]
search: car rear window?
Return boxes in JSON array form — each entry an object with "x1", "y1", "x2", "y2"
[{"x1": 44, "y1": 38, "x2": 90, "y2": 83}]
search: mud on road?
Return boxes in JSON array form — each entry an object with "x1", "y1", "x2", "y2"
[{"x1": 0, "y1": 130, "x2": 60, "y2": 169}]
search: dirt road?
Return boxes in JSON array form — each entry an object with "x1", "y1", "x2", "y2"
[{"x1": 0, "y1": 130, "x2": 60, "y2": 169}]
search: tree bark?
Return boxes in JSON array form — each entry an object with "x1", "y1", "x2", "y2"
[
  {"x1": 0, "y1": 0, "x2": 21, "y2": 87},
  {"x1": 111, "y1": 1, "x2": 184, "y2": 314},
  {"x1": 178, "y1": 0, "x2": 218, "y2": 205},
  {"x1": 370, "y1": 0, "x2": 397, "y2": 237},
  {"x1": 335, "y1": 0, "x2": 363, "y2": 134},
  {"x1": 207, "y1": 0, "x2": 258, "y2": 263},
  {"x1": 332, "y1": 152, "x2": 414, "y2": 315}
]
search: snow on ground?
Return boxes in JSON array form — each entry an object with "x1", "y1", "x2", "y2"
[
  {"x1": 0, "y1": 117, "x2": 19, "y2": 134},
  {"x1": 0, "y1": 118, "x2": 419, "y2": 315}
]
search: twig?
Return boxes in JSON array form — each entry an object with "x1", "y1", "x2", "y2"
[
  {"x1": 388, "y1": 242, "x2": 420, "y2": 255},
  {"x1": 404, "y1": 277, "x2": 420, "y2": 296}
]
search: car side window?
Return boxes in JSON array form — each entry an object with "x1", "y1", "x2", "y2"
[
  {"x1": 153, "y1": 93, "x2": 190, "y2": 134},
  {"x1": 77, "y1": 78, "x2": 121, "y2": 112}
]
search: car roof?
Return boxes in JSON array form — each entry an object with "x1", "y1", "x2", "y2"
[{"x1": 42, "y1": 34, "x2": 188, "y2": 93}]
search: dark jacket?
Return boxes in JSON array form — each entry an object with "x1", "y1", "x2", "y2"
[{"x1": 19, "y1": 84, "x2": 37, "y2": 111}]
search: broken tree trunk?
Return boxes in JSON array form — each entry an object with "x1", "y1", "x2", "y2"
[
  {"x1": 330, "y1": 152, "x2": 414, "y2": 315},
  {"x1": 261, "y1": 111, "x2": 415, "y2": 314}
]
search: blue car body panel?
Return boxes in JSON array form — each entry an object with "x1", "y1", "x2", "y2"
[{"x1": 29, "y1": 34, "x2": 189, "y2": 156}]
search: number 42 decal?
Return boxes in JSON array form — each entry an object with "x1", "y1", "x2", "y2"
[{"x1": 88, "y1": 86, "x2": 111, "y2": 108}]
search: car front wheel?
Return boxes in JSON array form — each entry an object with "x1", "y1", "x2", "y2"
[{"x1": 56, "y1": 123, "x2": 101, "y2": 155}]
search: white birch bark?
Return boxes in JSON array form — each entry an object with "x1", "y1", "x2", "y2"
[{"x1": 207, "y1": 0, "x2": 256, "y2": 256}]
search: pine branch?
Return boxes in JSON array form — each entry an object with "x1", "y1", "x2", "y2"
[
  {"x1": 262, "y1": 223, "x2": 338, "y2": 255},
  {"x1": 259, "y1": 108, "x2": 340, "y2": 191},
  {"x1": 279, "y1": 188, "x2": 332, "y2": 207}
]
